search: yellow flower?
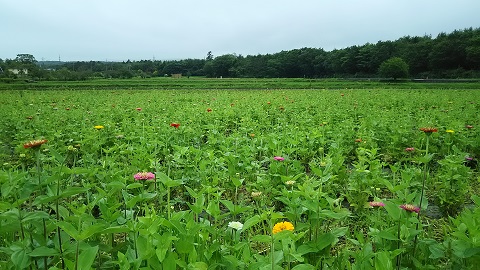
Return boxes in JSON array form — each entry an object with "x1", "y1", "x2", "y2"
[
  {"x1": 446, "y1": 129, "x2": 454, "y2": 133},
  {"x1": 94, "y1": 125, "x2": 104, "y2": 130},
  {"x1": 272, "y1": 221, "x2": 294, "y2": 234}
]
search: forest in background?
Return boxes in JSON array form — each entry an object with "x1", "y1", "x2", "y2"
[{"x1": 1, "y1": 27, "x2": 479, "y2": 81}]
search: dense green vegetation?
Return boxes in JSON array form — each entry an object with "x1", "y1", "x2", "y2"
[
  {"x1": 1, "y1": 28, "x2": 480, "y2": 81},
  {"x1": 0, "y1": 79, "x2": 479, "y2": 269}
]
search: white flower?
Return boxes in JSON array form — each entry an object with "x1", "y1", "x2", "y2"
[{"x1": 228, "y1": 221, "x2": 243, "y2": 231}]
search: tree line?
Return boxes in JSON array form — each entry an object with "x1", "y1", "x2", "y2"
[{"x1": 1, "y1": 27, "x2": 479, "y2": 81}]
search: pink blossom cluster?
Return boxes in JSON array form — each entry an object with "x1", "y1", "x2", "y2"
[{"x1": 134, "y1": 172, "x2": 155, "y2": 180}]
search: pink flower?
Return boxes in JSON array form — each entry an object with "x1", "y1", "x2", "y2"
[
  {"x1": 400, "y1": 204, "x2": 420, "y2": 213},
  {"x1": 405, "y1": 147, "x2": 415, "y2": 152},
  {"x1": 134, "y1": 172, "x2": 155, "y2": 180},
  {"x1": 369, "y1": 201, "x2": 385, "y2": 207},
  {"x1": 274, "y1": 156, "x2": 285, "y2": 161},
  {"x1": 136, "y1": 108, "x2": 142, "y2": 111}
]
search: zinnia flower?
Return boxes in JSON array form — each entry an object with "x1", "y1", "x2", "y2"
[
  {"x1": 466, "y1": 125, "x2": 473, "y2": 129},
  {"x1": 285, "y1": 180, "x2": 296, "y2": 186},
  {"x1": 273, "y1": 156, "x2": 285, "y2": 161},
  {"x1": 134, "y1": 172, "x2": 155, "y2": 180},
  {"x1": 405, "y1": 147, "x2": 415, "y2": 152},
  {"x1": 23, "y1": 139, "x2": 48, "y2": 149},
  {"x1": 170, "y1": 123, "x2": 180, "y2": 129},
  {"x1": 207, "y1": 108, "x2": 212, "y2": 112},
  {"x1": 420, "y1": 127, "x2": 438, "y2": 134},
  {"x1": 94, "y1": 125, "x2": 104, "y2": 130},
  {"x1": 136, "y1": 107, "x2": 142, "y2": 111},
  {"x1": 400, "y1": 204, "x2": 420, "y2": 213},
  {"x1": 355, "y1": 138, "x2": 362, "y2": 143},
  {"x1": 251, "y1": 191, "x2": 263, "y2": 198},
  {"x1": 228, "y1": 221, "x2": 243, "y2": 231},
  {"x1": 369, "y1": 201, "x2": 385, "y2": 207},
  {"x1": 272, "y1": 221, "x2": 294, "y2": 234},
  {"x1": 465, "y1": 156, "x2": 474, "y2": 161}
]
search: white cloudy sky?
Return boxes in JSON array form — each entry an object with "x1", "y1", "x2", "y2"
[{"x1": 1, "y1": 0, "x2": 479, "y2": 61}]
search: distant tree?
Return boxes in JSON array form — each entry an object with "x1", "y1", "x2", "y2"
[
  {"x1": 378, "y1": 57, "x2": 409, "y2": 80},
  {"x1": 15, "y1": 54, "x2": 37, "y2": 64},
  {"x1": 206, "y1": 51, "x2": 214, "y2": 61}
]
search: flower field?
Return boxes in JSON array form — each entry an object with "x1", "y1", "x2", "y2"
[{"x1": 0, "y1": 79, "x2": 479, "y2": 269}]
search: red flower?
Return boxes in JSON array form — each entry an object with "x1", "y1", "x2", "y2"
[
  {"x1": 420, "y1": 127, "x2": 438, "y2": 133},
  {"x1": 170, "y1": 123, "x2": 180, "y2": 129},
  {"x1": 405, "y1": 147, "x2": 415, "y2": 152},
  {"x1": 136, "y1": 107, "x2": 142, "y2": 111},
  {"x1": 23, "y1": 139, "x2": 48, "y2": 149},
  {"x1": 207, "y1": 108, "x2": 212, "y2": 112}
]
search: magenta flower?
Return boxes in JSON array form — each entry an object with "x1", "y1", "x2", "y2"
[
  {"x1": 465, "y1": 156, "x2": 474, "y2": 161},
  {"x1": 134, "y1": 172, "x2": 155, "y2": 180},
  {"x1": 369, "y1": 201, "x2": 385, "y2": 207},
  {"x1": 400, "y1": 204, "x2": 420, "y2": 213},
  {"x1": 274, "y1": 156, "x2": 285, "y2": 161},
  {"x1": 405, "y1": 147, "x2": 415, "y2": 152}
]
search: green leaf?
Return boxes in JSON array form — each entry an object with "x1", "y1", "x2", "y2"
[
  {"x1": 78, "y1": 245, "x2": 99, "y2": 270},
  {"x1": 101, "y1": 226, "x2": 129, "y2": 234},
  {"x1": 22, "y1": 211, "x2": 50, "y2": 222},
  {"x1": 187, "y1": 262, "x2": 208, "y2": 270},
  {"x1": 374, "y1": 251, "x2": 394, "y2": 270},
  {"x1": 11, "y1": 249, "x2": 29, "y2": 269},
  {"x1": 126, "y1": 183, "x2": 143, "y2": 189},
  {"x1": 429, "y1": 243, "x2": 445, "y2": 259},
  {"x1": 242, "y1": 215, "x2": 261, "y2": 231},
  {"x1": 29, "y1": 246, "x2": 59, "y2": 257},
  {"x1": 250, "y1": 235, "x2": 272, "y2": 243},
  {"x1": 78, "y1": 223, "x2": 108, "y2": 241},
  {"x1": 157, "y1": 172, "x2": 182, "y2": 187},
  {"x1": 384, "y1": 201, "x2": 401, "y2": 221},
  {"x1": 378, "y1": 230, "x2": 399, "y2": 241},
  {"x1": 57, "y1": 221, "x2": 80, "y2": 240},
  {"x1": 315, "y1": 233, "x2": 336, "y2": 251},
  {"x1": 291, "y1": 264, "x2": 316, "y2": 270}
]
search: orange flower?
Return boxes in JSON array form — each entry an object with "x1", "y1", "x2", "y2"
[
  {"x1": 420, "y1": 127, "x2": 438, "y2": 133},
  {"x1": 170, "y1": 123, "x2": 180, "y2": 129},
  {"x1": 23, "y1": 139, "x2": 48, "y2": 149},
  {"x1": 272, "y1": 221, "x2": 294, "y2": 234}
]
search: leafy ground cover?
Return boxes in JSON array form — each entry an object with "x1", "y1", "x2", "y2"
[{"x1": 0, "y1": 79, "x2": 479, "y2": 269}]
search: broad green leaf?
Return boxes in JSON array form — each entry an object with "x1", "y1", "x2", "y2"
[
  {"x1": 384, "y1": 201, "x2": 401, "y2": 221},
  {"x1": 250, "y1": 235, "x2": 272, "y2": 243},
  {"x1": 291, "y1": 264, "x2": 316, "y2": 270},
  {"x1": 78, "y1": 245, "x2": 99, "y2": 270},
  {"x1": 57, "y1": 221, "x2": 80, "y2": 239},
  {"x1": 315, "y1": 232, "x2": 336, "y2": 251},
  {"x1": 29, "y1": 246, "x2": 59, "y2": 257},
  {"x1": 242, "y1": 215, "x2": 261, "y2": 231},
  {"x1": 378, "y1": 230, "x2": 399, "y2": 241}
]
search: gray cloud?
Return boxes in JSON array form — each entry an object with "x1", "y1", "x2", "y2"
[{"x1": 1, "y1": 0, "x2": 479, "y2": 61}]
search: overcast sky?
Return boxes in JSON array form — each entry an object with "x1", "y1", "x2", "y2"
[{"x1": 1, "y1": 0, "x2": 479, "y2": 62}]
